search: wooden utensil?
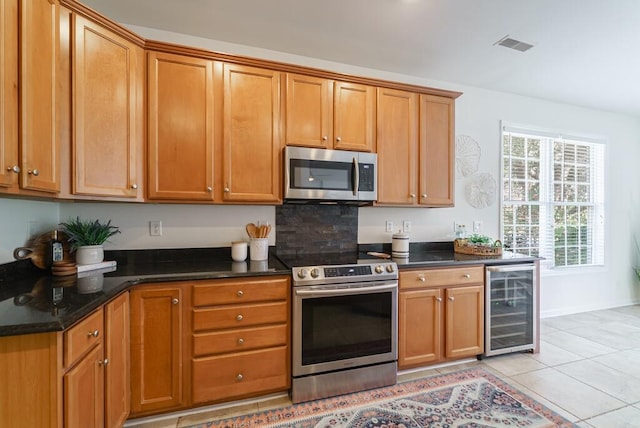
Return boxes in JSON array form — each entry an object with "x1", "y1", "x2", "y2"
[
  {"x1": 246, "y1": 223, "x2": 258, "y2": 238},
  {"x1": 13, "y1": 231, "x2": 72, "y2": 269}
]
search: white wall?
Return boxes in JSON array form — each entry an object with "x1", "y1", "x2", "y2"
[{"x1": 2, "y1": 24, "x2": 639, "y2": 317}]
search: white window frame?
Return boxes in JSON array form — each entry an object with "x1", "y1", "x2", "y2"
[{"x1": 500, "y1": 122, "x2": 606, "y2": 271}]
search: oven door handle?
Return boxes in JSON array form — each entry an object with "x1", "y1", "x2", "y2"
[{"x1": 295, "y1": 283, "x2": 397, "y2": 296}]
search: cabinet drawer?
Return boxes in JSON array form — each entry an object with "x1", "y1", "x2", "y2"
[
  {"x1": 192, "y1": 346, "x2": 289, "y2": 404},
  {"x1": 193, "y1": 324, "x2": 287, "y2": 357},
  {"x1": 192, "y1": 277, "x2": 289, "y2": 306},
  {"x1": 400, "y1": 266, "x2": 484, "y2": 290},
  {"x1": 64, "y1": 308, "x2": 104, "y2": 369},
  {"x1": 193, "y1": 301, "x2": 288, "y2": 331}
]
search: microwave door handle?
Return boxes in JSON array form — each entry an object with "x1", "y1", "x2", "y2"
[{"x1": 352, "y1": 157, "x2": 359, "y2": 196}]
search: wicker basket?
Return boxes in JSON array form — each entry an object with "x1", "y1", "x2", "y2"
[{"x1": 454, "y1": 239, "x2": 503, "y2": 256}]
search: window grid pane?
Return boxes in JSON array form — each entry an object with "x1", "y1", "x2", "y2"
[{"x1": 501, "y1": 128, "x2": 605, "y2": 269}]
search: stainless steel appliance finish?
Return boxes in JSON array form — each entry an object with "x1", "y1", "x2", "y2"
[
  {"x1": 291, "y1": 260, "x2": 398, "y2": 403},
  {"x1": 484, "y1": 264, "x2": 537, "y2": 357},
  {"x1": 284, "y1": 146, "x2": 377, "y2": 203}
]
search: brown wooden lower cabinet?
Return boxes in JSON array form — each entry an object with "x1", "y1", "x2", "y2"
[
  {"x1": 398, "y1": 266, "x2": 484, "y2": 370},
  {"x1": 0, "y1": 291, "x2": 130, "y2": 428},
  {"x1": 129, "y1": 284, "x2": 187, "y2": 416},
  {"x1": 129, "y1": 275, "x2": 291, "y2": 417}
]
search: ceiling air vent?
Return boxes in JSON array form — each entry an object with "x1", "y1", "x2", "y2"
[{"x1": 495, "y1": 35, "x2": 534, "y2": 52}]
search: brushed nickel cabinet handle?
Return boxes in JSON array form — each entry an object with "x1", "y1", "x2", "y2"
[
  {"x1": 463, "y1": 274, "x2": 471, "y2": 278},
  {"x1": 436, "y1": 297, "x2": 442, "y2": 302},
  {"x1": 410, "y1": 194, "x2": 416, "y2": 198},
  {"x1": 98, "y1": 358, "x2": 109, "y2": 366},
  {"x1": 28, "y1": 169, "x2": 39, "y2": 176},
  {"x1": 336, "y1": 137, "x2": 341, "y2": 142},
  {"x1": 238, "y1": 338, "x2": 244, "y2": 345},
  {"x1": 130, "y1": 183, "x2": 138, "y2": 189},
  {"x1": 237, "y1": 290, "x2": 244, "y2": 297},
  {"x1": 206, "y1": 186, "x2": 213, "y2": 192},
  {"x1": 224, "y1": 187, "x2": 230, "y2": 192},
  {"x1": 418, "y1": 276, "x2": 425, "y2": 282},
  {"x1": 172, "y1": 298, "x2": 179, "y2": 305},
  {"x1": 236, "y1": 314, "x2": 243, "y2": 321},
  {"x1": 449, "y1": 296, "x2": 455, "y2": 301},
  {"x1": 88, "y1": 330, "x2": 99, "y2": 338},
  {"x1": 236, "y1": 373, "x2": 244, "y2": 381},
  {"x1": 7, "y1": 165, "x2": 20, "y2": 173}
]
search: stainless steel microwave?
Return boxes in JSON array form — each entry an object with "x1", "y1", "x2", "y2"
[{"x1": 284, "y1": 146, "x2": 377, "y2": 203}]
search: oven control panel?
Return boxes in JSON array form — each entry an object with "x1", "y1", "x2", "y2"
[{"x1": 292, "y1": 262, "x2": 397, "y2": 285}]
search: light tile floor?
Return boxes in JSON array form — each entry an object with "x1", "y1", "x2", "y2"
[{"x1": 126, "y1": 304, "x2": 640, "y2": 428}]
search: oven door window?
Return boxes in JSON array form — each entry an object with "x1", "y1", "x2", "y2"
[
  {"x1": 301, "y1": 292, "x2": 392, "y2": 365},
  {"x1": 290, "y1": 159, "x2": 354, "y2": 192}
]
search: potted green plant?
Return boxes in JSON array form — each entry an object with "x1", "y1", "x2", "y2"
[{"x1": 59, "y1": 217, "x2": 120, "y2": 265}]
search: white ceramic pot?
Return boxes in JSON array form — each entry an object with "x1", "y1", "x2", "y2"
[{"x1": 75, "y1": 245, "x2": 104, "y2": 265}]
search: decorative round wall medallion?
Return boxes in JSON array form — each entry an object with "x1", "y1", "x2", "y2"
[
  {"x1": 455, "y1": 135, "x2": 481, "y2": 178},
  {"x1": 465, "y1": 172, "x2": 497, "y2": 209}
]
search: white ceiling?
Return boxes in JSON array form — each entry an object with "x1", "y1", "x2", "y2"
[{"x1": 81, "y1": 0, "x2": 640, "y2": 117}]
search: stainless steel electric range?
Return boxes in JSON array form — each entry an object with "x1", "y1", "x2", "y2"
[{"x1": 283, "y1": 254, "x2": 399, "y2": 404}]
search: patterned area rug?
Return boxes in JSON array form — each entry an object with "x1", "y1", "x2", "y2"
[{"x1": 191, "y1": 367, "x2": 575, "y2": 428}]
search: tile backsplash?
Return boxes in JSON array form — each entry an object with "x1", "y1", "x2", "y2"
[{"x1": 275, "y1": 205, "x2": 358, "y2": 255}]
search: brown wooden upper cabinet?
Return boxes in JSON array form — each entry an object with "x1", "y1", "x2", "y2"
[
  {"x1": 285, "y1": 73, "x2": 375, "y2": 152},
  {"x1": 18, "y1": 0, "x2": 60, "y2": 193},
  {"x1": 147, "y1": 51, "x2": 215, "y2": 201},
  {"x1": 0, "y1": 0, "x2": 19, "y2": 190},
  {"x1": 222, "y1": 64, "x2": 282, "y2": 203},
  {"x1": 376, "y1": 89, "x2": 454, "y2": 207},
  {"x1": 419, "y1": 94, "x2": 455, "y2": 207},
  {"x1": 376, "y1": 87, "x2": 418, "y2": 205},
  {"x1": 72, "y1": 14, "x2": 144, "y2": 199}
]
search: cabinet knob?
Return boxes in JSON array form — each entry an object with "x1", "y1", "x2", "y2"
[
  {"x1": 7, "y1": 165, "x2": 20, "y2": 173},
  {"x1": 418, "y1": 276, "x2": 425, "y2": 282},
  {"x1": 436, "y1": 297, "x2": 442, "y2": 302},
  {"x1": 98, "y1": 358, "x2": 109, "y2": 366},
  {"x1": 28, "y1": 169, "x2": 39, "y2": 176},
  {"x1": 224, "y1": 187, "x2": 230, "y2": 193},
  {"x1": 449, "y1": 296, "x2": 455, "y2": 301},
  {"x1": 463, "y1": 274, "x2": 471, "y2": 278},
  {"x1": 236, "y1": 373, "x2": 244, "y2": 381},
  {"x1": 237, "y1": 290, "x2": 244, "y2": 297},
  {"x1": 172, "y1": 298, "x2": 179, "y2": 305},
  {"x1": 336, "y1": 137, "x2": 341, "y2": 142},
  {"x1": 236, "y1": 314, "x2": 243, "y2": 321},
  {"x1": 206, "y1": 186, "x2": 213, "y2": 192},
  {"x1": 421, "y1": 194, "x2": 427, "y2": 198},
  {"x1": 410, "y1": 194, "x2": 416, "y2": 198},
  {"x1": 322, "y1": 136, "x2": 328, "y2": 141},
  {"x1": 130, "y1": 183, "x2": 138, "y2": 190},
  {"x1": 238, "y1": 338, "x2": 244, "y2": 345},
  {"x1": 88, "y1": 329, "x2": 99, "y2": 338}
]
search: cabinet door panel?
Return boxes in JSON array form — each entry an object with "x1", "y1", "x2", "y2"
[
  {"x1": 64, "y1": 344, "x2": 104, "y2": 428},
  {"x1": 445, "y1": 285, "x2": 484, "y2": 358},
  {"x1": 73, "y1": 15, "x2": 143, "y2": 198},
  {"x1": 148, "y1": 52, "x2": 215, "y2": 200},
  {"x1": 130, "y1": 286, "x2": 183, "y2": 414},
  {"x1": 223, "y1": 64, "x2": 281, "y2": 202},
  {"x1": 285, "y1": 73, "x2": 332, "y2": 148},
  {"x1": 20, "y1": 0, "x2": 59, "y2": 192},
  {"x1": 398, "y1": 289, "x2": 442, "y2": 368},
  {"x1": 104, "y1": 293, "x2": 130, "y2": 428},
  {"x1": 333, "y1": 81, "x2": 374, "y2": 152},
  {"x1": 419, "y1": 94, "x2": 454, "y2": 206},
  {"x1": 376, "y1": 88, "x2": 417, "y2": 205},
  {"x1": 0, "y1": 0, "x2": 18, "y2": 188}
]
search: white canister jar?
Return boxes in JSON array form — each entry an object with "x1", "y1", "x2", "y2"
[
  {"x1": 231, "y1": 241, "x2": 248, "y2": 262},
  {"x1": 392, "y1": 231, "x2": 409, "y2": 258}
]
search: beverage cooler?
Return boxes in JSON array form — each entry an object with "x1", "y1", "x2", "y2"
[{"x1": 483, "y1": 263, "x2": 537, "y2": 357}]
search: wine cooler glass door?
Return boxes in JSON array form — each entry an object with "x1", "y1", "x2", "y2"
[{"x1": 485, "y1": 264, "x2": 536, "y2": 356}]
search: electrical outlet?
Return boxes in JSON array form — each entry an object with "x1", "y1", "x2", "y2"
[
  {"x1": 149, "y1": 220, "x2": 163, "y2": 236},
  {"x1": 403, "y1": 220, "x2": 412, "y2": 233},
  {"x1": 385, "y1": 220, "x2": 394, "y2": 233},
  {"x1": 473, "y1": 220, "x2": 483, "y2": 233}
]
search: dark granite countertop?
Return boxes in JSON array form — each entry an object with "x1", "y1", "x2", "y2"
[
  {"x1": 0, "y1": 243, "x2": 539, "y2": 338},
  {"x1": 0, "y1": 247, "x2": 289, "y2": 338}
]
